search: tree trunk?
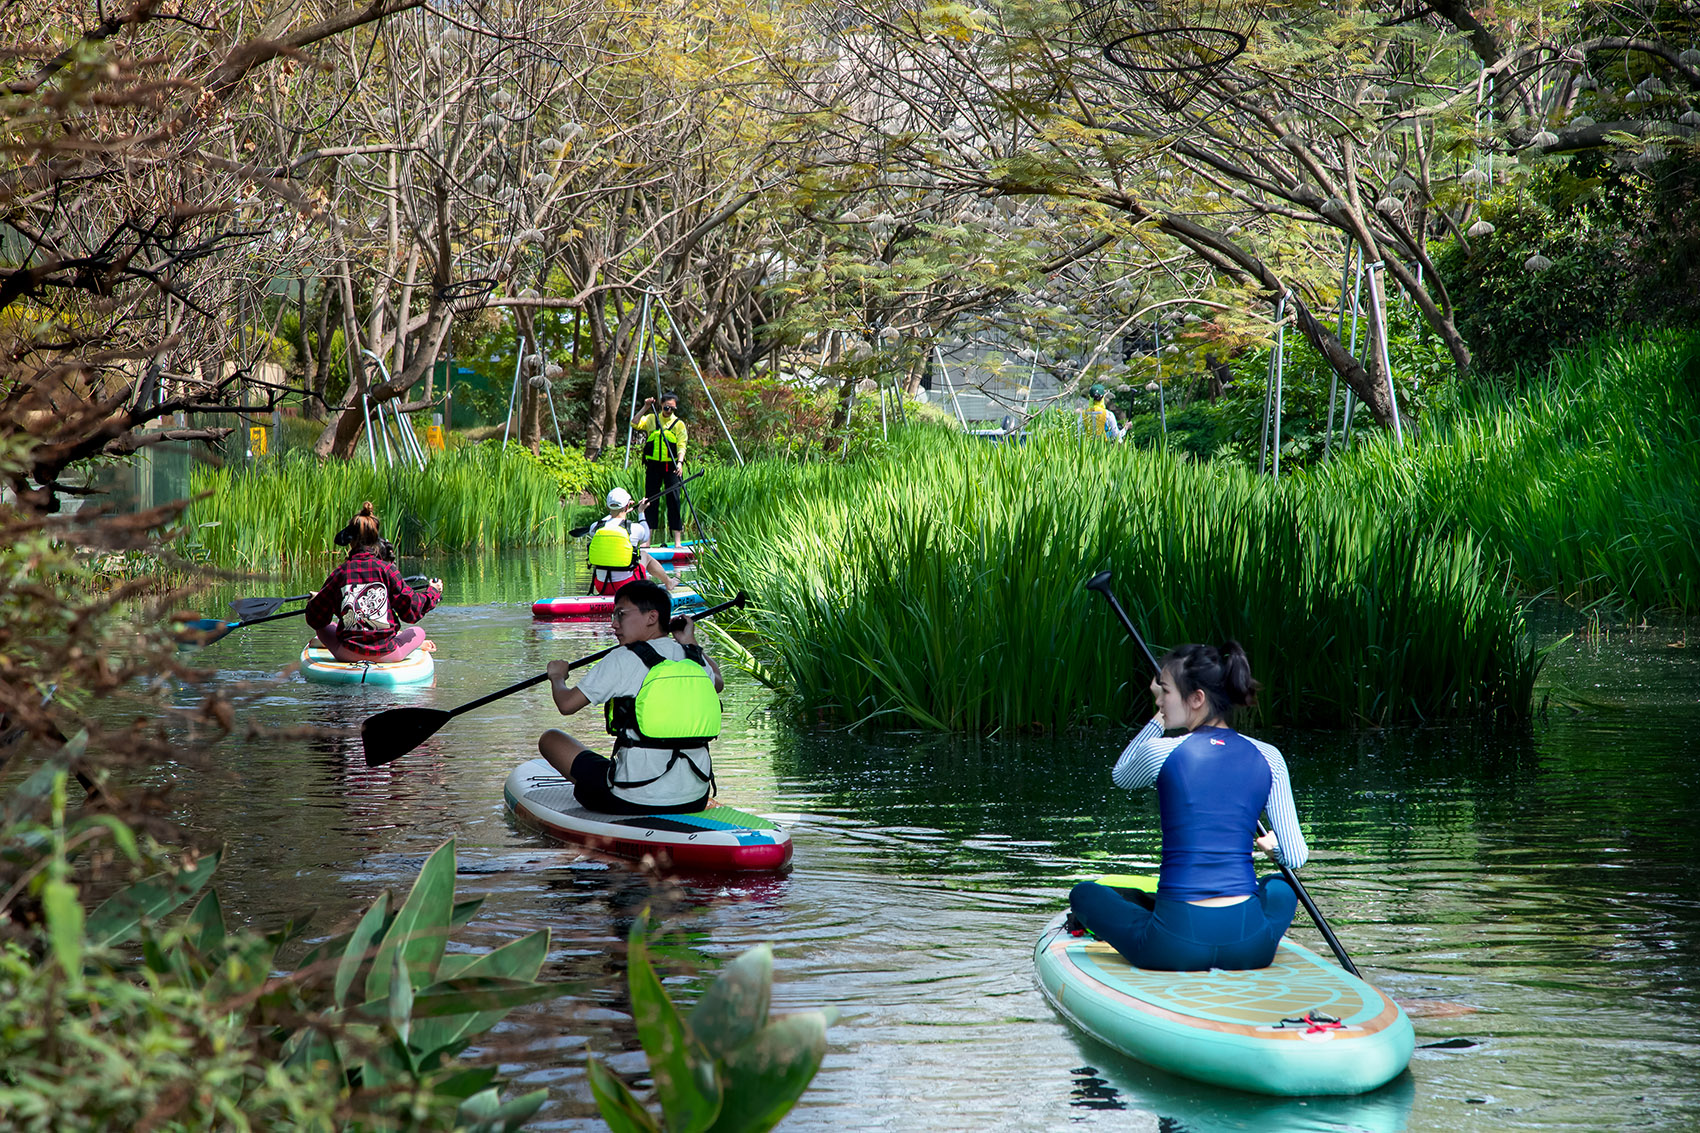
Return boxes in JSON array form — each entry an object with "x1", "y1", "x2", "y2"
[{"x1": 583, "y1": 296, "x2": 643, "y2": 461}]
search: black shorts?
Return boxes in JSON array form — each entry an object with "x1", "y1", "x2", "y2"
[{"x1": 569, "y1": 751, "x2": 709, "y2": 816}]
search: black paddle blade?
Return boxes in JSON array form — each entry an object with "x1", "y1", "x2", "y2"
[
  {"x1": 1085, "y1": 570, "x2": 1113, "y2": 593},
  {"x1": 230, "y1": 597, "x2": 286, "y2": 620},
  {"x1": 363, "y1": 707, "x2": 453, "y2": 768}
]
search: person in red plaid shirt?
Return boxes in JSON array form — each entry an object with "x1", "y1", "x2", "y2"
[{"x1": 304, "y1": 502, "x2": 442, "y2": 662}]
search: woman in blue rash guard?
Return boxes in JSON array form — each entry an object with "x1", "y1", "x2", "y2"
[{"x1": 1069, "y1": 641, "x2": 1307, "y2": 971}]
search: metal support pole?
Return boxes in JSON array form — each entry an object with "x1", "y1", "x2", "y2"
[
  {"x1": 501, "y1": 336, "x2": 525, "y2": 450},
  {"x1": 880, "y1": 387, "x2": 888, "y2": 440},
  {"x1": 934, "y1": 346, "x2": 968, "y2": 430},
  {"x1": 547, "y1": 379, "x2": 565, "y2": 451},
  {"x1": 624, "y1": 296, "x2": 651, "y2": 469},
  {"x1": 361, "y1": 392, "x2": 378, "y2": 471},
  {"x1": 1259, "y1": 295, "x2": 1286, "y2": 475},
  {"x1": 655, "y1": 295, "x2": 744, "y2": 466},
  {"x1": 1271, "y1": 303, "x2": 1287, "y2": 479},
  {"x1": 1342, "y1": 258, "x2": 1366, "y2": 449},
  {"x1": 1326, "y1": 242, "x2": 1356, "y2": 458},
  {"x1": 1365, "y1": 262, "x2": 1404, "y2": 445},
  {"x1": 1154, "y1": 316, "x2": 1166, "y2": 442}
]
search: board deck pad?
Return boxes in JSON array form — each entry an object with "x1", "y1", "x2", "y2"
[{"x1": 1072, "y1": 937, "x2": 1385, "y2": 1026}]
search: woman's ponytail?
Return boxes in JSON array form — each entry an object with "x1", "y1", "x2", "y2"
[
  {"x1": 344, "y1": 501, "x2": 382, "y2": 551},
  {"x1": 1218, "y1": 640, "x2": 1259, "y2": 708}
]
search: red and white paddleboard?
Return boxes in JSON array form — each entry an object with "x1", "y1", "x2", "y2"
[
  {"x1": 503, "y1": 758, "x2": 791, "y2": 872},
  {"x1": 531, "y1": 586, "x2": 704, "y2": 621}
]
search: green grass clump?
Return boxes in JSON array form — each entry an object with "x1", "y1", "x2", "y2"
[
  {"x1": 692, "y1": 426, "x2": 1539, "y2": 732},
  {"x1": 1305, "y1": 330, "x2": 1700, "y2": 611},
  {"x1": 187, "y1": 442, "x2": 565, "y2": 567}
]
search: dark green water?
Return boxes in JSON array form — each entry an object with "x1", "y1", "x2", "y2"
[{"x1": 143, "y1": 551, "x2": 1700, "y2": 1131}]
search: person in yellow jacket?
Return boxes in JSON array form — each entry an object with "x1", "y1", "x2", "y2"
[
  {"x1": 634, "y1": 392, "x2": 687, "y2": 545},
  {"x1": 1080, "y1": 383, "x2": 1126, "y2": 442}
]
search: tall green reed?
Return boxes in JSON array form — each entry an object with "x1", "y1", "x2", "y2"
[
  {"x1": 1308, "y1": 330, "x2": 1700, "y2": 611},
  {"x1": 693, "y1": 427, "x2": 1540, "y2": 732},
  {"x1": 187, "y1": 443, "x2": 566, "y2": 568}
]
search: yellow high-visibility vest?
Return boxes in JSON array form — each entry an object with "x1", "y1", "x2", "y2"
[{"x1": 639, "y1": 414, "x2": 687, "y2": 462}]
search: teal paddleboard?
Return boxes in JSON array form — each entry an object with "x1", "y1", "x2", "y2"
[
  {"x1": 1035, "y1": 880, "x2": 1413, "y2": 1096},
  {"x1": 299, "y1": 642, "x2": 435, "y2": 686}
]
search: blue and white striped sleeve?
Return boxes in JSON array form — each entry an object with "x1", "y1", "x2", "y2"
[
  {"x1": 1111, "y1": 717, "x2": 1180, "y2": 790},
  {"x1": 1252, "y1": 738, "x2": 1309, "y2": 870}
]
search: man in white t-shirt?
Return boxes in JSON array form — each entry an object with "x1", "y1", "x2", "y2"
[{"x1": 539, "y1": 580, "x2": 723, "y2": 814}]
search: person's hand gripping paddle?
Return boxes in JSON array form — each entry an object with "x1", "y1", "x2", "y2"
[
  {"x1": 1084, "y1": 570, "x2": 1360, "y2": 976},
  {"x1": 359, "y1": 591, "x2": 748, "y2": 768}
]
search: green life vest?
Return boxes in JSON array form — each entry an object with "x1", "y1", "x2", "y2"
[
  {"x1": 588, "y1": 522, "x2": 637, "y2": 569},
  {"x1": 604, "y1": 640, "x2": 720, "y2": 789},
  {"x1": 644, "y1": 415, "x2": 685, "y2": 463}
]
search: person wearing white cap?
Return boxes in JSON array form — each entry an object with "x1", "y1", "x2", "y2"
[{"x1": 586, "y1": 487, "x2": 675, "y2": 595}]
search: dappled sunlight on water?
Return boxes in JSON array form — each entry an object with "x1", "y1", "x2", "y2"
[{"x1": 127, "y1": 561, "x2": 1700, "y2": 1131}]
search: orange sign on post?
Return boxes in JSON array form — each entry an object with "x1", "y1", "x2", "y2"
[{"x1": 249, "y1": 425, "x2": 268, "y2": 456}]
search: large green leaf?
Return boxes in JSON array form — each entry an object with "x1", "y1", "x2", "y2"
[
  {"x1": 334, "y1": 891, "x2": 390, "y2": 1010},
  {"x1": 707, "y1": 1010, "x2": 837, "y2": 1133},
  {"x1": 459, "y1": 1086, "x2": 549, "y2": 1133},
  {"x1": 366, "y1": 839, "x2": 456, "y2": 1000},
  {"x1": 184, "y1": 888, "x2": 226, "y2": 957},
  {"x1": 41, "y1": 878, "x2": 83, "y2": 986},
  {"x1": 389, "y1": 950, "x2": 413, "y2": 1044},
  {"x1": 359, "y1": 977, "x2": 567, "y2": 1022},
  {"x1": 629, "y1": 917, "x2": 721, "y2": 1133},
  {"x1": 409, "y1": 929, "x2": 553, "y2": 1057},
  {"x1": 86, "y1": 849, "x2": 222, "y2": 948},
  {"x1": 587, "y1": 1058, "x2": 664, "y2": 1133},
  {"x1": 688, "y1": 943, "x2": 773, "y2": 1060}
]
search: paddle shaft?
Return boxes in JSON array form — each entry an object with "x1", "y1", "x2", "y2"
[
  {"x1": 571, "y1": 472, "x2": 704, "y2": 537},
  {"x1": 442, "y1": 591, "x2": 748, "y2": 722},
  {"x1": 1086, "y1": 572, "x2": 1360, "y2": 976},
  {"x1": 221, "y1": 577, "x2": 431, "y2": 630}
]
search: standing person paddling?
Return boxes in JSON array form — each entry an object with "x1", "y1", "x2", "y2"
[
  {"x1": 1069, "y1": 642, "x2": 1308, "y2": 971},
  {"x1": 304, "y1": 502, "x2": 442, "y2": 663},
  {"x1": 538, "y1": 580, "x2": 722, "y2": 815},
  {"x1": 587, "y1": 487, "x2": 675, "y2": 595},
  {"x1": 634, "y1": 393, "x2": 687, "y2": 546}
]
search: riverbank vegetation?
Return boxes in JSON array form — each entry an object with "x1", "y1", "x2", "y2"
[
  {"x1": 187, "y1": 444, "x2": 566, "y2": 567},
  {"x1": 696, "y1": 428, "x2": 1540, "y2": 731},
  {"x1": 693, "y1": 333, "x2": 1699, "y2": 732}
]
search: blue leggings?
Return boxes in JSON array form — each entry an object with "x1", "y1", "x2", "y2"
[{"x1": 1069, "y1": 876, "x2": 1297, "y2": 971}]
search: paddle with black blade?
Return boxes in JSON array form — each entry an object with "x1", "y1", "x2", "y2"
[
  {"x1": 185, "y1": 577, "x2": 431, "y2": 644},
  {"x1": 1084, "y1": 569, "x2": 1361, "y2": 977},
  {"x1": 227, "y1": 573, "x2": 428, "y2": 620},
  {"x1": 568, "y1": 472, "x2": 704, "y2": 538},
  {"x1": 361, "y1": 590, "x2": 749, "y2": 768}
]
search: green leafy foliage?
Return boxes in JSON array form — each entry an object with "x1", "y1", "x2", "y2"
[
  {"x1": 689, "y1": 424, "x2": 1541, "y2": 731},
  {"x1": 186, "y1": 443, "x2": 566, "y2": 566},
  {"x1": 0, "y1": 812, "x2": 559, "y2": 1132},
  {"x1": 507, "y1": 442, "x2": 598, "y2": 500},
  {"x1": 1435, "y1": 156, "x2": 1700, "y2": 374},
  {"x1": 587, "y1": 914, "x2": 835, "y2": 1133}
]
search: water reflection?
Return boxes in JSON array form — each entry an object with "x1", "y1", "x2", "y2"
[{"x1": 111, "y1": 563, "x2": 1700, "y2": 1130}]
